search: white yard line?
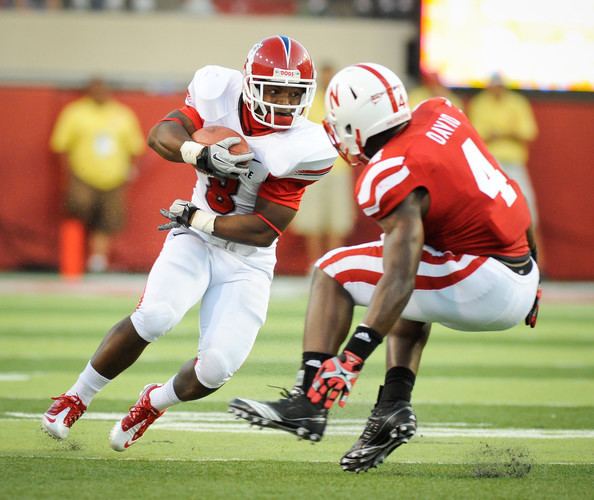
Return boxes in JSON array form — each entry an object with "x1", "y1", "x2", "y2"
[
  {"x1": 0, "y1": 373, "x2": 31, "y2": 381},
  {"x1": 5, "y1": 411, "x2": 594, "y2": 439},
  {"x1": 5, "y1": 454, "x2": 594, "y2": 466}
]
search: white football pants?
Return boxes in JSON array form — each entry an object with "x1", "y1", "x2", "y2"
[
  {"x1": 131, "y1": 230, "x2": 272, "y2": 388},
  {"x1": 316, "y1": 239, "x2": 539, "y2": 331}
]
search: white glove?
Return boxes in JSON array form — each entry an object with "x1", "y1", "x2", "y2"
[
  {"x1": 158, "y1": 199, "x2": 216, "y2": 234},
  {"x1": 180, "y1": 138, "x2": 253, "y2": 179}
]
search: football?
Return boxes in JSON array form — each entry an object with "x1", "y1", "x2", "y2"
[{"x1": 191, "y1": 126, "x2": 250, "y2": 155}]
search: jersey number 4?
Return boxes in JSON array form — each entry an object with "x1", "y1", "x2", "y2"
[
  {"x1": 462, "y1": 138, "x2": 518, "y2": 207},
  {"x1": 205, "y1": 178, "x2": 240, "y2": 214}
]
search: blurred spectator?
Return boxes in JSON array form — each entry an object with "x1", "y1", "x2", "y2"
[
  {"x1": 351, "y1": 0, "x2": 417, "y2": 18},
  {"x1": 467, "y1": 73, "x2": 539, "y2": 223},
  {"x1": 181, "y1": 0, "x2": 213, "y2": 14},
  {"x1": 408, "y1": 70, "x2": 463, "y2": 109},
  {"x1": 213, "y1": 0, "x2": 296, "y2": 14},
  {"x1": 50, "y1": 77, "x2": 145, "y2": 272},
  {"x1": 10, "y1": 0, "x2": 61, "y2": 8},
  {"x1": 291, "y1": 63, "x2": 355, "y2": 269}
]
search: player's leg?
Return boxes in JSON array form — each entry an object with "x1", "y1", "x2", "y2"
[
  {"x1": 299, "y1": 267, "x2": 355, "y2": 389},
  {"x1": 297, "y1": 240, "x2": 383, "y2": 393},
  {"x1": 111, "y1": 246, "x2": 271, "y2": 451},
  {"x1": 42, "y1": 322, "x2": 149, "y2": 441},
  {"x1": 192, "y1": 251, "x2": 272, "y2": 394},
  {"x1": 340, "y1": 319, "x2": 429, "y2": 472},
  {"x1": 43, "y1": 231, "x2": 209, "y2": 440},
  {"x1": 341, "y1": 246, "x2": 539, "y2": 471}
]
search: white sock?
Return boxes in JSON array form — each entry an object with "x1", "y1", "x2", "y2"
[
  {"x1": 66, "y1": 362, "x2": 111, "y2": 406},
  {"x1": 149, "y1": 376, "x2": 182, "y2": 411}
]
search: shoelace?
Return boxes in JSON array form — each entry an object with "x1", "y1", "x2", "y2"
[
  {"x1": 358, "y1": 404, "x2": 388, "y2": 441},
  {"x1": 360, "y1": 416, "x2": 381, "y2": 441},
  {"x1": 50, "y1": 394, "x2": 86, "y2": 427},
  {"x1": 127, "y1": 401, "x2": 160, "y2": 424},
  {"x1": 267, "y1": 385, "x2": 303, "y2": 400},
  {"x1": 125, "y1": 399, "x2": 162, "y2": 439}
]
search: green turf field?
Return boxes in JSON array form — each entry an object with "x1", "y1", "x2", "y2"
[{"x1": 1, "y1": 278, "x2": 593, "y2": 499}]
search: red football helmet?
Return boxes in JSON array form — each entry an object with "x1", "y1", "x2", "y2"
[{"x1": 243, "y1": 35, "x2": 317, "y2": 129}]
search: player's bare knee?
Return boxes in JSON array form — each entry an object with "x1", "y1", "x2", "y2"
[
  {"x1": 130, "y1": 303, "x2": 179, "y2": 342},
  {"x1": 312, "y1": 266, "x2": 354, "y2": 302},
  {"x1": 311, "y1": 265, "x2": 337, "y2": 289},
  {"x1": 194, "y1": 349, "x2": 234, "y2": 389}
]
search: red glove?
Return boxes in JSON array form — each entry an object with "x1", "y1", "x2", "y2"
[
  {"x1": 525, "y1": 287, "x2": 542, "y2": 328},
  {"x1": 307, "y1": 351, "x2": 363, "y2": 409}
]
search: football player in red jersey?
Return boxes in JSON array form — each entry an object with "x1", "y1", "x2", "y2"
[
  {"x1": 230, "y1": 63, "x2": 541, "y2": 472},
  {"x1": 41, "y1": 36, "x2": 337, "y2": 450}
]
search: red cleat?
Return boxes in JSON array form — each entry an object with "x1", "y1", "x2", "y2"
[
  {"x1": 109, "y1": 384, "x2": 165, "y2": 452},
  {"x1": 41, "y1": 393, "x2": 87, "y2": 440}
]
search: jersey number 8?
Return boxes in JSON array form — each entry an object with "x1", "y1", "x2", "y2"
[{"x1": 206, "y1": 178, "x2": 240, "y2": 214}]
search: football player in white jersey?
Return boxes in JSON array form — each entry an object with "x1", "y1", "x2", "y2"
[{"x1": 42, "y1": 35, "x2": 337, "y2": 451}]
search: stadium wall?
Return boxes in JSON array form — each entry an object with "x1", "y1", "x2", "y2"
[
  {"x1": 1, "y1": 86, "x2": 593, "y2": 279},
  {"x1": 0, "y1": 12, "x2": 414, "y2": 86}
]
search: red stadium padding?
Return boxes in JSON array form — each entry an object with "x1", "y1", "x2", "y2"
[{"x1": 0, "y1": 86, "x2": 593, "y2": 279}]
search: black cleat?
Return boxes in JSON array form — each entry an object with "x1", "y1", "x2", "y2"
[
  {"x1": 340, "y1": 400, "x2": 416, "y2": 473},
  {"x1": 228, "y1": 387, "x2": 328, "y2": 442}
]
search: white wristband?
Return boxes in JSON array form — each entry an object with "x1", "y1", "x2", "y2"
[
  {"x1": 190, "y1": 209, "x2": 216, "y2": 234},
  {"x1": 180, "y1": 141, "x2": 205, "y2": 165}
]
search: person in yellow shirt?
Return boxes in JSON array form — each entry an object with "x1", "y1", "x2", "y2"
[
  {"x1": 291, "y1": 63, "x2": 355, "y2": 268},
  {"x1": 408, "y1": 70, "x2": 463, "y2": 110},
  {"x1": 467, "y1": 73, "x2": 539, "y2": 222},
  {"x1": 50, "y1": 78, "x2": 145, "y2": 272}
]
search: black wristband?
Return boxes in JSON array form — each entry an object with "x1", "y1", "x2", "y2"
[
  {"x1": 178, "y1": 203, "x2": 198, "y2": 227},
  {"x1": 195, "y1": 147, "x2": 214, "y2": 176},
  {"x1": 343, "y1": 325, "x2": 383, "y2": 361}
]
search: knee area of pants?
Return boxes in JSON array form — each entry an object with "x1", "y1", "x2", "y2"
[
  {"x1": 134, "y1": 302, "x2": 179, "y2": 342},
  {"x1": 194, "y1": 349, "x2": 233, "y2": 389}
]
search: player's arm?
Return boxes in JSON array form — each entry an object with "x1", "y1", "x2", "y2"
[
  {"x1": 147, "y1": 110, "x2": 196, "y2": 163},
  {"x1": 211, "y1": 197, "x2": 296, "y2": 247},
  {"x1": 308, "y1": 188, "x2": 428, "y2": 409},
  {"x1": 361, "y1": 188, "x2": 427, "y2": 335},
  {"x1": 159, "y1": 196, "x2": 296, "y2": 248},
  {"x1": 148, "y1": 110, "x2": 253, "y2": 178}
]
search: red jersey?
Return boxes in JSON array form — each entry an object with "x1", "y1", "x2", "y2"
[{"x1": 355, "y1": 98, "x2": 530, "y2": 257}]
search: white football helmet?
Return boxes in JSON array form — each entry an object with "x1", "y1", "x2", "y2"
[
  {"x1": 243, "y1": 35, "x2": 317, "y2": 129},
  {"x1": 323, "y1": 63, "x2": 411, "y2": 166}
]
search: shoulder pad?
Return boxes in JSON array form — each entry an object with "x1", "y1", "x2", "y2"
[
  {"x1": 268, "y1": 121, "x2": 337, "y2": 180},
  {"x1": 185, "y1": 66, "x2": 243, "y2": 122}
]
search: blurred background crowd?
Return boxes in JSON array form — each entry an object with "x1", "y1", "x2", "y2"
[
  {"x1": 0, "y1": 0, "x2": 419, "y2": 16},
  {"x1": 1, "y1": 0, "x2": 593, "y2": 280}
]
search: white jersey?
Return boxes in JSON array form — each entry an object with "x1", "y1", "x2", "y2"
[{"x1": 183, "y1": 65, "x2": 337, "y2": 272}]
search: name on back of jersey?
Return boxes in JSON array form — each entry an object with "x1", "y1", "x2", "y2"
[{"x1": 425, "y1": 113, "x2": 461, "y2": 145}]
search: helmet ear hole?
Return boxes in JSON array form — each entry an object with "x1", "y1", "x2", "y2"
[{"x1": 345, "y1": 124, "x2": 352, "y2": 134}]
